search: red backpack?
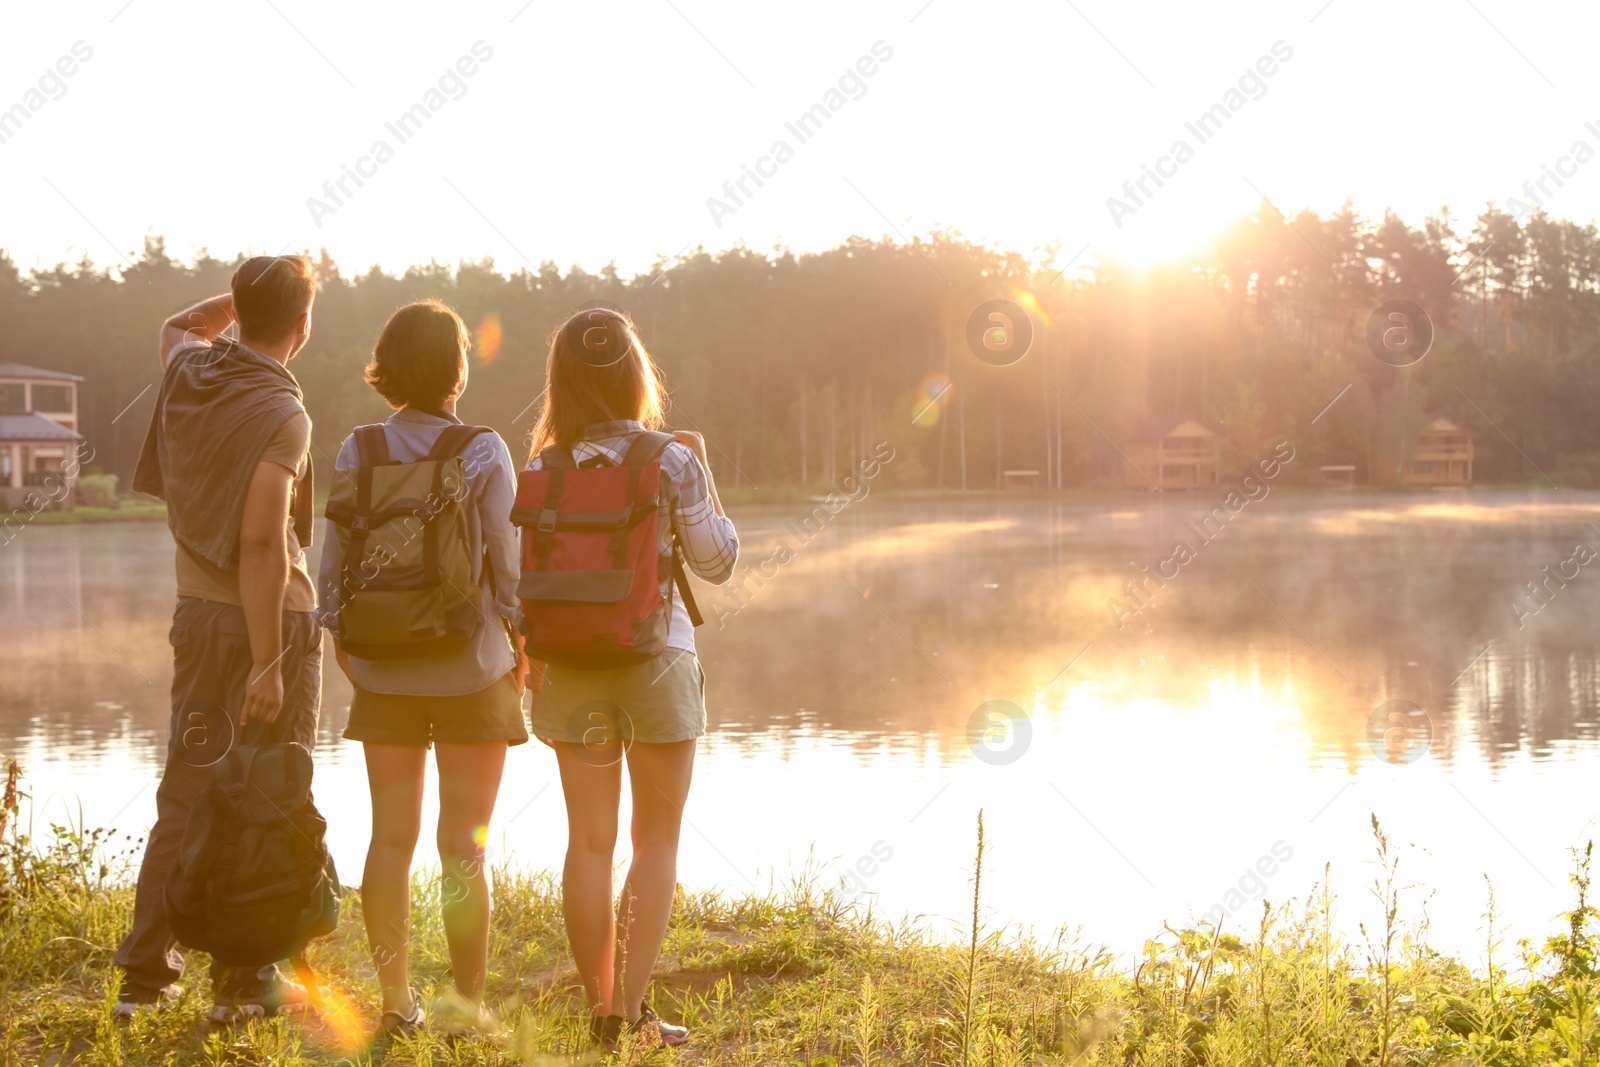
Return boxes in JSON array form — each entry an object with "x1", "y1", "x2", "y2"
[{"x1": 513, "y1": 431, "x2": 702, "y2": 668}]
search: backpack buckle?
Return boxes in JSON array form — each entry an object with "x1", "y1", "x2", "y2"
[
  {"x1": 351, "y1": 515, "x2": 370, "y2": 531},
  {"x1": 536, "y1": 508, "x2": 558, "y2": 534}
]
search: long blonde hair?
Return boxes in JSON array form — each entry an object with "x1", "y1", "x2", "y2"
[{"x1": 527, "y1": 306, "x2": 666, "y2": 459}]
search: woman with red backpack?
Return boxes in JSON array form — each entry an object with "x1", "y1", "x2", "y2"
[{"x1": 516, "y1": 306, "x2": 738, "y2": 1050}]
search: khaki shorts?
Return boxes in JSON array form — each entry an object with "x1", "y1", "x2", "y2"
[
  {"x1": 345, "y1": 672, "x2": 529, "y2": 747},
  {"x1": 531, "y1": 649, "x2": 706, "y2": 745}
]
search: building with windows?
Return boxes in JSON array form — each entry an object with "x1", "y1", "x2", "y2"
[
  {"x1": 1122, "y1": 415, "x2": 1222, "y2": 490},
  {"x1": 0, "y1": 363, "x2": 85, "y2": 509},
  {"x1": 1401, "y1": 414, "x2": 1474, "y2": 487}
]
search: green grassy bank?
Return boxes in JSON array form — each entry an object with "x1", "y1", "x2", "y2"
[
  {"x1": 28, "y1": 501, "x2": 168, "y2": 525},
  {"x1": 4, "y1": 767, "x2": 1599, "y2": 1066}
]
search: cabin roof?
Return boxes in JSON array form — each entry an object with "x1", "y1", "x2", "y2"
[
  {"x1": 0, "y1": 413, "x2": 84, "y2": 442},
  {"x1": 1422, "y1": 413, "x2": 1471, "y2": 434},
  {"x1": 0, "y1": 362, "x2": 83, "y2": 382},
  {"x1": 1125, "y1": 414, "x2": 1222, "y2": 441}
]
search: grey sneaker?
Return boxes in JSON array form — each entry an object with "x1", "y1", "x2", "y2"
[
  {"x1": 208, "y1": 1000, "x2": 267, "y2": 1026},
  {"x1": 112, "y1": 982, "x2": 183, "y2": 1018},
  {"x1": 209, "y1": 976, "x2": 312, "y2": 1026}
]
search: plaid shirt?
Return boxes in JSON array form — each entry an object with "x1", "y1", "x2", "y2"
[{"x1": 526, "y1": 420, "x2": 738, "y2": 651}]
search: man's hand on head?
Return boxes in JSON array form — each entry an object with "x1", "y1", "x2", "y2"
[{"x1": 159, "y1": 293, "x2": 237, "y2": 369}]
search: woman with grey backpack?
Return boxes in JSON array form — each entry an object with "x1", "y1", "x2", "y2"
[{"x1": 318, "y1": 299, "x2": 528, "y2": 1039}]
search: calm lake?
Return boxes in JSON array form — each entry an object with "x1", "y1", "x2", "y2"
[{"x1": 5, "y1": 492, "x2": 1600, "y2": 961}]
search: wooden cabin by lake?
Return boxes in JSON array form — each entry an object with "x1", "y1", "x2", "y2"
[
  {"x1": 0, "y1": 363, "x2": 85, "y2": 509},
  {"x1": 1122, "y1": 415, "x2": 1221, "y2": 491},
  {"x1": 1401, "y1": 414, "x2": 1474, "y2": 488}
]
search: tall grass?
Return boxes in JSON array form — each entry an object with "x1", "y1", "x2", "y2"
[{"x1": 8, "y1": 758, "x2": 1600, "y2": 1065}]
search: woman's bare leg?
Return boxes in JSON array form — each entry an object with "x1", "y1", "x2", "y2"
[
  {"x1": 434, "y1": 741, "x2": 509, "y2": 1004},
  {"x1": 361, "y1": 743, "x2": 427, "y2": 1015},
  {"x1": 613, "y1": 740, "x2": 696, "y2": 1021},
  {"x1": 551, "y1": 741, "x2": 624, "y2": 1015}
]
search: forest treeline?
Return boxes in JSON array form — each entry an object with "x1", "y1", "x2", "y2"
[{"x1": 3, "y1": 198, "x2": 1598, "y2": 494}]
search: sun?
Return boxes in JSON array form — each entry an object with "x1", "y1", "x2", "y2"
[{"x1": 1053, "y1": 189, "x2": 1242, "y2": 275}]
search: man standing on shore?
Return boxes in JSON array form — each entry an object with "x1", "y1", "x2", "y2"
[{"x1": 113, "y1": 255, "x2": 324, "y2": 1024}]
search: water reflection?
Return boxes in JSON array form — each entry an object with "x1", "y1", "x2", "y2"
[
  {"x1": 3, "y1": 492, "x2": 1599, "y2": 955},
  {"x1": 696, "y1": 493, "x2": 1600, "y2": 769}
]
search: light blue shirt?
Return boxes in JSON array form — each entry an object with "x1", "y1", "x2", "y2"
[{"x1": 317, "y1": 408, "x2": 522, "y2": 696}]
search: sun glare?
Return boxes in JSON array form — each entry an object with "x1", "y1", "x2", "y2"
[{"x1": 474, "y1": 314, "x2": 503, "y2": 363}]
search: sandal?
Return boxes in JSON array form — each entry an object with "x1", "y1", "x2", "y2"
[{"x1": 378, "y1": 989, "x2": 425, "y2": 1039}]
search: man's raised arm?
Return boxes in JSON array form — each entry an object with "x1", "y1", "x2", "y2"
[
  {"x1": 237, "y1": 459, "x2": 293, "y2": 726},
  {"x1": 159, "y1": 293, "x2": 236, "y2": 369}
]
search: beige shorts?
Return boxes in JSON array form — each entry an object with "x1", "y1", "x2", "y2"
[
  {"x1": 345, "y1": 672, "x2": 529, "y2": 747},
  {"x1": 531, "y1": 649, "x2": 706, "y2": 745}
]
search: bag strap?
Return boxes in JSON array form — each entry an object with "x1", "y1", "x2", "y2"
[
  {"x1": 673, "y1": 543, "x2": 704, "y2": 627},
  {"x1": 425, "y1": 424, "x2": 494, "y2": 464},
  {"x1": 334, "y1": 426, "x2": 391, "y2": 615},
  {"x1": 354, "y1": 425, "x2": 390, "y2": 467},
  {"x1": 417, "y1": 426, "x2": 493, "y2": 588},
  {"x1": 530, "y1": 450, "x2": 566, "y2": 571},
  {"x1": 537, "y1": 443, "x2": 576, "y2": 470},
  {"x1": 528, "y1": 437, "x2": 594, "y2": 569},
  {"x1": 621, "y1": 431, "x2": 704, "y2": 627},
  {"x1": 622, "y1": 430, "x2": 676, "y2": 468},
  {"x1": 536, "y1": 431, "x2": 670, "y2": 471}
]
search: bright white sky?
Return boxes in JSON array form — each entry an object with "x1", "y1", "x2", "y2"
[{"x1": 2, "y1": 0, "x2": 1596, "y2": 280}]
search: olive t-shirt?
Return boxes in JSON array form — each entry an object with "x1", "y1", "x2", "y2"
[{"x1": 173, "y1": 412, "x2": 316, "y2": 612}]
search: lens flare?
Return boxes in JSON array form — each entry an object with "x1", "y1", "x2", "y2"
[
  {"x1": 473, "y1": 822, "x2": 489, "y2": 848},
  {"x1": 475, "y1": 314, "x2": 503, "y2": 363},
  {"x1": 307, "y1": 980, "x2": 369, "y2": 1053},
  {"x1": 909, "y1": 373, "x2": 953, "y2": 428},
  {"x1": 1010, "y1": 287, "x2": 1052, "y2": 328}
]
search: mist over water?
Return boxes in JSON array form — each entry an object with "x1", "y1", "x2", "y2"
[{"x1": 6, "y1": 492, "x2": 1599, "y2": 957}]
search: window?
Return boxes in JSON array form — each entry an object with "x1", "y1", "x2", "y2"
[
  {"x1": 31, "y1": 385, "x2": 71, "y2": 412},
  {"x1": 0, "y1": 384, "x2": 23, "y2": 414}
]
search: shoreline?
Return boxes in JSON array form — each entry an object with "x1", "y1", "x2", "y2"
[
  {"x1": 14, "y1": 483, "x2": 1589, "y2": 526},
  {"x1": 24, "y1": 501, "x2": 167, "y2": 525}
]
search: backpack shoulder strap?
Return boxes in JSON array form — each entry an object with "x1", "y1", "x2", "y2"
[
  {"x1": 537, "y1": 443, "x2": 576, "y2": 470},
  {"x1": 354, "y1": 425, "x2": 390, "y2": 467},
  {"x1": 618, "y1": 431, "x2": 705, "y2": 627},
  {"x1": 338, "y1": 428, "x2": 388, "y2": 599},
  {"x1": 672, "y1": 543, "x2": 704, "y2": 627},
  {"x1": 425, "y1": 424, "x2": 494, "y2": 463},
  {"x1": 621, "y1": 430, "x2": 676, "y2": 468}
]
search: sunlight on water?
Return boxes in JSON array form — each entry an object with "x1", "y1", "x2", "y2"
[
  {"x1": 842, "y1": 517, "x2": 1019, "y2": 559},
  {"x1": 1310, "y1": 499, "x2": 1600, "y2": 534}
]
